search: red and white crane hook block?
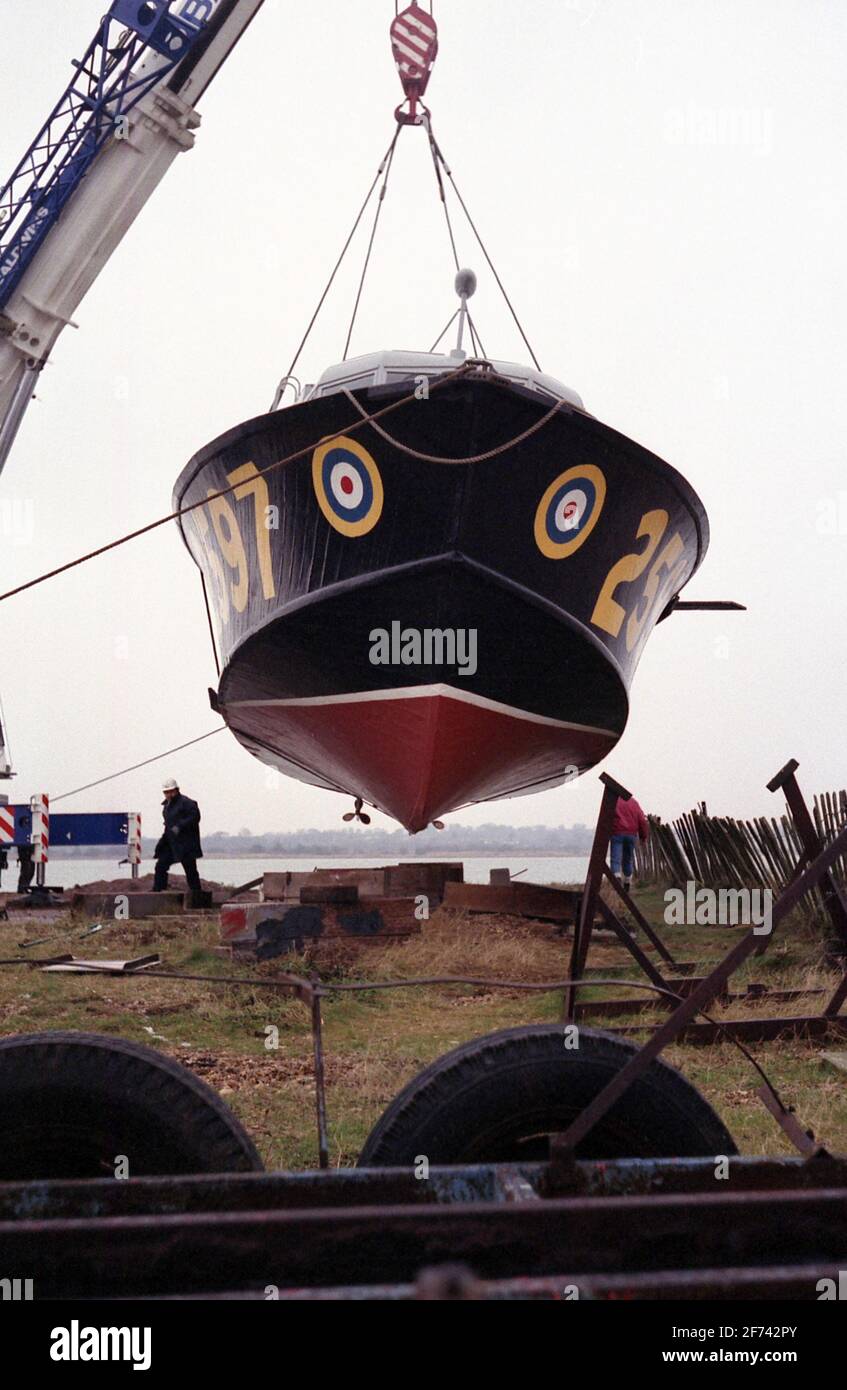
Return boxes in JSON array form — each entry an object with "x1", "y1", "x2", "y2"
[{"x1": 391, "y1": 3, "x2": 439, "y2": 124}]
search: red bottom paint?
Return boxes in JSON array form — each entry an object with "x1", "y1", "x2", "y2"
[{"x1": 225, "y1": 686, "x2": 618, "y2": 832}]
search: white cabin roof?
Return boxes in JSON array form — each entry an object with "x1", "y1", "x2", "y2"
[{"x1": 299, "y1": 350, "x2": 585, "y2": 410}]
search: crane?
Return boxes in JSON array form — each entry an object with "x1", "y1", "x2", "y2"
[
  {"x1": 0, "y1": 0, "x2": 266, "y2": 787},
  {"x1": 0, "y1": 0, "x2": 265, "y2": 475}
]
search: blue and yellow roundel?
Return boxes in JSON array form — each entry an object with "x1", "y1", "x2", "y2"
[
  {"x1": 534, "y1": 464, "x2": 607, "y2": 558},
  {"x1": 312, "y1": 436, "x2": 384, "y2": 537}
]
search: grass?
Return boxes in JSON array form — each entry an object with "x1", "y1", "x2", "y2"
[{"x1": 0, "y1": 888, "x2": 845, "y2": 1170}]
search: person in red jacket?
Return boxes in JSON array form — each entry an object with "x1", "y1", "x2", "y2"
[{"x1": 610, "y1": 795, "x2": 650, "y2": 893}]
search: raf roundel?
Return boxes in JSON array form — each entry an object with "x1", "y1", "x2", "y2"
[
  {"x1": 534, "y1": 463, "x2": 607, "y2": 559},
  {"x1": 312, "y1": 436, "x2": 384, "y2": 537}
]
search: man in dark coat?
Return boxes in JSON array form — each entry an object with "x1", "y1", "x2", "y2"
[{"x1": 153, "y1": 778, "x2": 203, "y2": 892}]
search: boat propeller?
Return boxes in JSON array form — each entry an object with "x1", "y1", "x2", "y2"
[{"x1": 343, "y1": 798, "x2": 371, "y2": 826}]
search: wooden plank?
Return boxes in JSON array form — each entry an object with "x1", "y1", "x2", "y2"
[
  {"x1": 263, "y1": 863, "x2": 461, "y2": 906},
  {"x1": 383, "y1": 862, "x2": 463, "y2": 897},
  {"x1": 299, "y1": 885, "x2": 359, "y2": 905},
  {"x1": 262, "y1": 869, "x2": 385, "y2": 902},
  {"x1": 443, "y1": 881, "x2": 581, "y2": 923}
]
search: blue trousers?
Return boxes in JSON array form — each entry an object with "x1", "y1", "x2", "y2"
[{"x1": 610, "y1": 834, "x2": 637, "y2": 879}]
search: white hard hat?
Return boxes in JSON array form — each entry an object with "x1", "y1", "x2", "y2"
[{"x1": 162, "y1": 778, "x2": 179, "y2": 792}]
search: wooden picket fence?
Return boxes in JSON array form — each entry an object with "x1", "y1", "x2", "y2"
[{"x1": 635, "y1": 790, "x2": 847, "y2": 915}]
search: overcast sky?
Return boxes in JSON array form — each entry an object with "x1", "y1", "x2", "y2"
[{"x1": 0, "y1": 0, "x2": 844, "y2": 840}]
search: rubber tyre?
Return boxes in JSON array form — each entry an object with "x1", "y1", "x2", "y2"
[
  {"x1": 359, "y1": 1025, "x2": 736, "y2": 1165},
  {"x1": 0, "y1": 1031, "x2": 263, "y2": 1180}
]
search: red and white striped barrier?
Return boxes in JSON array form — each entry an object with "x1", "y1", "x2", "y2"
[
  {"x1": 127, "y1": 812, "x2": 142, "y2": 867},
  {"x1": 0, "y1": 803, "x2": 13, "y2": 845},
  {"x1": 30, "y1": 793, "x2": 49, "y2": 863}
]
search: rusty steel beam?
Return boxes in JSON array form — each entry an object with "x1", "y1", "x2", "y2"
[
  {"x1": 574, "y1": 984, "x2": 820, "y2": 1021},
  {"x1": 565, "y1": 773, "x2": 631, "y2": 1020},
  {"x1": 185, "y1": 1263, "x2": 847, "y2": 1301},
  {"x1": 1, "y1": 1156, "x2": 843, "y2": 1223},
  {"x1": 595, "y1": 897, "x2": 673, "y2": 994},
  {"x1": 768, "y1": 759, "x2": 847, "y2": 951},
  {"x1": 613, "y1": 1015, "x2": 847, "y2": 1045},
  {"x1": 3, "y1": 1184, "x2": 847, "y2": 1299},
  {"x1": 603, "y1": 866, "x2": 678, "y2": 966},
  {"x1": 310, "y1": 990, "x2": 329, "y2": 1170},
  {"x1": 756, "y1": 1085, "x2": 824, "y2": 1157}
]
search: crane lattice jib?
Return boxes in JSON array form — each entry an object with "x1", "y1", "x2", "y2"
[{"x1": 0, "y1": 1, "x2": 210, "y2": 312}]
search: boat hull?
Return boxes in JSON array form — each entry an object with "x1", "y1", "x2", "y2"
[{"x1": 175, "y1": 372, "x2": 708, "y2": 830}]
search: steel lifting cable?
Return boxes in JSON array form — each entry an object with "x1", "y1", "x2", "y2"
[
  {"x1": 271, "y1": 129, "x2": 402, "y2": 402},
  {"x1": 0, "y1": 361, "x2": 475, "y2": 607},
  {"x1": 427, "y1": 122, "x2": 542, "y2": 373},
  {"x1": 50, "y1": 728, "x2": 225, "y2": 803},
  {"x1": 343, "y1": 124, "x2": 403, "y2": 360},
  {"x1": 422, "y1": 114, "x2": 485, "y2": 359}
]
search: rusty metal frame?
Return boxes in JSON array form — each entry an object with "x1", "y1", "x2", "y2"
[
  {"x1": 563, "y1": 773, "x2": 686, "y2": 1021},
  {"x1": 552, "y1": 778, "x2": 847, "y2": 1155},
  {"x1": 565, "y1": 758, "x2": 847, "y2": 1037},
  {"x1": 1, "y1": 1153, "x2": 846, "y2": 1299}
]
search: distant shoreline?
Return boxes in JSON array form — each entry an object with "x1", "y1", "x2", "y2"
[{"x1": 47, "y1": 849, "x2": 590, "y2": 861}]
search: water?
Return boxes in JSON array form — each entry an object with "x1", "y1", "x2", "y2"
[{"x1": 25, "y1": 854, "x2": 591, "y2": 892}]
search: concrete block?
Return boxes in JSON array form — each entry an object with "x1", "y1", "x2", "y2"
[
  {"x1": 221, "y1": 897, "x2": 422, "y2": 955},
  {"x1": 183, "y1": 889, "x2": 213, "y2": 910}
]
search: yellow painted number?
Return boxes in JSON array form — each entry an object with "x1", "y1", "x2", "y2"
[
  {"x1": 207, "y1": 489, "x2": 249, "y2": 613},
  {"x1": 625, "y1": 531, "x2": 685, "y2": 652},
  {"x1": 591, "y1": 510, "x2": 669, "y2": 638},
  {"x1": 227, "y1": 462, "x2": 277, "y2": 601}
]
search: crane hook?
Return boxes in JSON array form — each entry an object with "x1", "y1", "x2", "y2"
[{"x1": 390, "y1": 3, "x2": 439, "y2": 126}]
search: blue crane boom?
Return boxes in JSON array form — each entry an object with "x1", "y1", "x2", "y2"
[
  {"x1": 0, "y1": 0, "x2": 263, "y2": 479},
  {"x1": 0, "y1": 0, "x2": 265, "y2": 787},
  {"x1": 0, "y1": 2, "x2": 210, "y2": 312}
]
